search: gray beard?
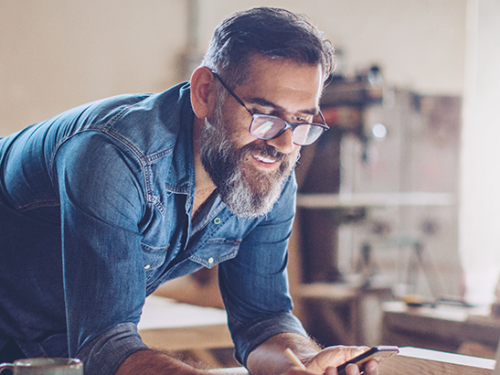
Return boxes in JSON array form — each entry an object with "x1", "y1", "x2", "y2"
[{"x1": 200, "y1": 113, "x2": 299, "y2": 218}]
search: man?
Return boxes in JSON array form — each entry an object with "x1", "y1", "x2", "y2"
[{"x1": 0, "y1": 7, "x2": 378, "y2": 375}]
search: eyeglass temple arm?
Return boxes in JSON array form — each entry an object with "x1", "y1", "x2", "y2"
[
  {"x1": 317, "y1": 111, "x2": 328, "y2": 127},
  {"x1": 211, "y1": 71, "x2": 248, "y2": 109}
]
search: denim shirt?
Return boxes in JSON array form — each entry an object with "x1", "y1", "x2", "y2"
[{"x1": 0, "y1": 82, "x2": 307, "y2": 374}]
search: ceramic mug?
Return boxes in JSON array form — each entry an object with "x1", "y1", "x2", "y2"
[{"x1": 0, "y1": 358, "x2": 83, "y2": 374}]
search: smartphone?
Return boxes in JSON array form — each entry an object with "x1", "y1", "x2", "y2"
[{"x1": 336, "y1": 346, "x2": 399, "y2": 375}]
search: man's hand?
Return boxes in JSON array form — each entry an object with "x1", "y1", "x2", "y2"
[
  {"x1": 247, "y1": 333, "x2": 378, "y2": 375},
  {"x1": 301, "y1": 346, "x2": 378, "y2": 375}
]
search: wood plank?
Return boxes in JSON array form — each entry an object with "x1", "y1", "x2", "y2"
[
  {"x1": 209, "y1": 347, "x2": 497, "y2": 375},
  {"x1": 137, "y1": 295, "x2": 233, "y2": 352},
  {"x1": 138, "y1": 295, "x2": 228, "y2": 330},
  {"x1": 378, "y1": 347, "x2": 495, "y2": 375},
  {"x1": 381, "y1": 301, "x2": 500, "y2": 350},
  {"x1": 139, "y1": 324, "x2": 233, "y2": 351}
]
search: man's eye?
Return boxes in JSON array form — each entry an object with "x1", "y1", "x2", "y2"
[{"x1": 294, "y1": 116, "x2": 311, "y2": 123}]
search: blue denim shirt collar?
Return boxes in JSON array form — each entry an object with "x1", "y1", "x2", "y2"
[{"x1": 163, "y1": 82, "x2": 196, "y2": 199}]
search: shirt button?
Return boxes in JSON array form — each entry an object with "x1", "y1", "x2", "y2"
[
  {"x1": 214, "y1": 218, "x2": 221, "y2": 224},
  {"x1": 208, "y1": 257, "x2": 214, "y2": 264},
  {"x1": 144, "y1": 264, "x2": 151, "y2": 270}
]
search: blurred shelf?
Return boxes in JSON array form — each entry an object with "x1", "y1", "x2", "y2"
[{"x1": 296, "y1": 192, "x2": 456, "y2": 209}]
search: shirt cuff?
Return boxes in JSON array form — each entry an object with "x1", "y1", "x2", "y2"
[
  {"x1": 231, "y1": 312, "x2": 308, "y2": 367},
  {"x1": 76, "y1": 322, "x2": 148, "y2": 375}
]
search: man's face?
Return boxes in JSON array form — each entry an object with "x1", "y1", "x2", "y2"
[{"x1": 200, "y1": 55, "x2": 324, "y2": 218}]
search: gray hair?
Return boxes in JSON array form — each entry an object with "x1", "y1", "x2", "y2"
[{"x1": 201, "y1": 7, "x2": 335, "y2": 86}]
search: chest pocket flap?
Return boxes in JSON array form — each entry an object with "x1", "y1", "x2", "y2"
[{"x1": 189, "y1": 238, "x2": 240, "y2": 268}]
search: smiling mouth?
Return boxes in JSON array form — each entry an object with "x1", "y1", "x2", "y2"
[{"x1": 253, "y1": 154, "x2": 277, "y2": 164}]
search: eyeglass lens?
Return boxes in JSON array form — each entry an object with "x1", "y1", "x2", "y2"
[
  {"x1": 250, "y1": 115, "x2": 324, "y2": 146},
  {"x1": 212, "y1": 71, "x2": 328, "y2": 146}
]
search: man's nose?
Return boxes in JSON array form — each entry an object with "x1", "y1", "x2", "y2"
[{"x1": 266, "y1": 129, "x2": 297, "y2": 155}]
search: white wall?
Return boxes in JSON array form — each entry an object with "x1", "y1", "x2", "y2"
[
  {"x1": 0, "y1": 0, "x2": 188, "y2": 135},
  {"x1": 459, "y1": 0, "x2": 500, "y2": 304},
  {"x1": 0, "y1": 0, "x2": 466, "y2": 136}
]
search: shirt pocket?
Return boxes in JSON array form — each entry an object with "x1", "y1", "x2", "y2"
[
  {"x1": 189, "y1": 238, "x2": 240, "y2": 269},
  {"x1": 141, "y1": 243, "x2": 169, "y2": 271}
]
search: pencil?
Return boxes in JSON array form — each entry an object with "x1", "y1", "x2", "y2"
[{"x1": 285, "y1": 348, "x2": 307, "y2": 370}]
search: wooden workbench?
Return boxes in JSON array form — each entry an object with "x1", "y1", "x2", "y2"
[
  {"x1": 211, "y1": 347, "x2": 497, "y2": 375},
  {"x1": 381, "y1": 301, "x2": 500, "y2": 356},
  {"x1": 138, "y1": 295, "x2": 234, "y2": 367}
]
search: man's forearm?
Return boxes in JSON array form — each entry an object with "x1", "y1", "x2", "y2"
[
  {"x1": 246, "y1": 333, "x2": 321, "y2": 375},
  {"x1": 115, "y1": 349, "x2": 207, "y2": 375}
]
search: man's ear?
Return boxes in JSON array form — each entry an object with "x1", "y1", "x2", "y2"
[{"x1": 190, "y1": 66, "x2": 217, "y2": 119}]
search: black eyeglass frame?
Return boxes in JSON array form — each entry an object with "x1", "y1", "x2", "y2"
[{"x1": 212, "y1": 71, "x2": 329, "y2": 146}]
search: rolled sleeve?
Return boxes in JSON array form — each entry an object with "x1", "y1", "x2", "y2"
[{"x1": 76, "y1": 323, "x2": 148, "y2": 375}]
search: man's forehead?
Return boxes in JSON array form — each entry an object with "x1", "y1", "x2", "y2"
[
  {"x1": 246, "y1": 96, "x2": 320, "y2": 116},
  {"x1": 244, "y1": 54, "x2": 322, "y2": 79},
  {"x1": 235, "y1": 56, "x2": 324, "y2": 114}
]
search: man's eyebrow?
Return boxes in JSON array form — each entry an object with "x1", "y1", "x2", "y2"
[{"x1": 247, "y1": 97, "x2": 319, "y2": 116}]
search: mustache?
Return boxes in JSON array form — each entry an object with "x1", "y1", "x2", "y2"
[{"x1": 240, "y1": 141, "x2": 287, "y2": 162}]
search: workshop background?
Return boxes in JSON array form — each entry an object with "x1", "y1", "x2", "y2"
[{"x1": 1, "y1": 0, "x2": 500, "y2": 359}]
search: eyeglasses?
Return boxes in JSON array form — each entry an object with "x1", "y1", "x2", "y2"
[{"x1": 212, "y1": 72, "x2": 329, "y2": 146}]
